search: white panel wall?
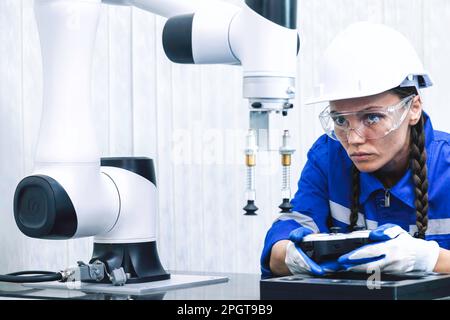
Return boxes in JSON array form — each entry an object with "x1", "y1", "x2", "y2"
[{"x1": 0, "y1": 0, "x2": 449, "y2": 275}]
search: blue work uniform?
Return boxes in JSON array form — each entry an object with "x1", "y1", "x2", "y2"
[{"x1": 261, "y1": 112, "x2": 450, "y2": 278}]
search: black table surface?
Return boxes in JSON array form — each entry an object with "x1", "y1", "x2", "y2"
[{"x1": 2, "y1": 271, "x2": 450, "y2": 300}]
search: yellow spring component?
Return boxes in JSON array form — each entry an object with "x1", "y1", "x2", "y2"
[
  {"x1": 281, "y1": 154, "x2": 291, "y2": 166},
  {"x1": 246, "y1": 154, "x2": 256, "y2": 166}
]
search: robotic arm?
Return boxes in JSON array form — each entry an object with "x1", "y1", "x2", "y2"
[{"x1": 12, "y1": 0, "x2": 298, "y2": 284}]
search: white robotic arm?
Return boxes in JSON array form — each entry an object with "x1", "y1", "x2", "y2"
[
  {"x1": 14, "y1": 0, "x2": 169, "y2": 283},
  {"x1": 13, "y1": 0, "x2": 299, "y2": 284}
]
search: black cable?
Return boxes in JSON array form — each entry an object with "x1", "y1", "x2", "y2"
[
  {"x1": 0, "y1": 271, "x2": 62, "y2": 283},
  {"x1": 7, "y1": 271, "x2": 56, "y2": 276}
]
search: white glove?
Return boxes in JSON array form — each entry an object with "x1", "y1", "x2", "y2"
[
  {"x1": 285, "y1": 227, "x2": 340, "y2": 276},
  {"x1": 338, "y1": 224, "x2": 440, "y2": 273}
]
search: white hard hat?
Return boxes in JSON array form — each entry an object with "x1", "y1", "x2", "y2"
[{"x1": 306, "y1": 21, "x2": 433, "y2": 105}]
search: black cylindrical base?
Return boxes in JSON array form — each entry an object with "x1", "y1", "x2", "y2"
[{"x1": 87, "y1": 241, "x2": 170, "y2": 284}]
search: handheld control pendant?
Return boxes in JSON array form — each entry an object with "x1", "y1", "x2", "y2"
[{"x1": 299, "y1": 229, "x2": 372, "y2": 263}]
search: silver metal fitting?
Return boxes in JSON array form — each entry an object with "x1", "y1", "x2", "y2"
[
  {"x1": 245, "y1": 129, "x2": 258, "y2": 155},
  {"x1": 109, "y1": 268, "x2": 128, "y2": 286},
  {"x1": 60, "y1": 260, "x2": 106, "y2": 283},
  {"x1": 279, "y1": 130, "x2": 296, "y2": 155}
]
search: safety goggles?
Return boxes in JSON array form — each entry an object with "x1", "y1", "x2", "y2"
[{"x1": 319, "y1": 95, "x2": 416, "y2": 141}]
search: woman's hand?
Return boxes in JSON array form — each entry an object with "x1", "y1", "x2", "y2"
[
  {"x1": 338, "y1": 224, "x2": 440, "y2": 273},
  {"x1": 284, "y1": 227, "x2": 341, "y2": 276}
]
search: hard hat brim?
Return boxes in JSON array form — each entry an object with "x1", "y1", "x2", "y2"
[{"x1": 304, "y1": 73, "x2": 433, "y2": 106}]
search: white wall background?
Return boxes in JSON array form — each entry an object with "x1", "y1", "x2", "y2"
[{"x1": 0, "y1": 0, "x2": 449, "y2": 275}]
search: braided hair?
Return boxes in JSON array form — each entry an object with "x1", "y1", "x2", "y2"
[
  {"x1": 350, "y1": 164, "x2": 361, "y2": 229},
  {"x1": 348, "y1": 87, "x2": 429, "y2": 239}
]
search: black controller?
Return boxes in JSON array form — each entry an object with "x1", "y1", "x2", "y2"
[{"x1": 298, "y1": 228, "x2": 372, "y2": 263}]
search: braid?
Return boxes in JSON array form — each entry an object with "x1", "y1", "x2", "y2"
[
  {"x1": 349, "y1": 164, "x2": 360, "y2": 231},
  {"x1": 410, "y1": 115, "x2": 429, "y2": 239}
]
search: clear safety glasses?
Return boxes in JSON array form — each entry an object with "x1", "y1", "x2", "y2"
[{"x1": 319, "y1": 94, "x2": 416, "y2": 141}]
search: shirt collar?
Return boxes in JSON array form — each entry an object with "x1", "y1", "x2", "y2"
[{"x1": 358, "y1": 112, "x2": 434, "y2": 208}]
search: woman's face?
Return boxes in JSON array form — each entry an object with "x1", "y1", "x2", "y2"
[{"x1": 330, "y1": 92, "x2": 422, "y2": 173}]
